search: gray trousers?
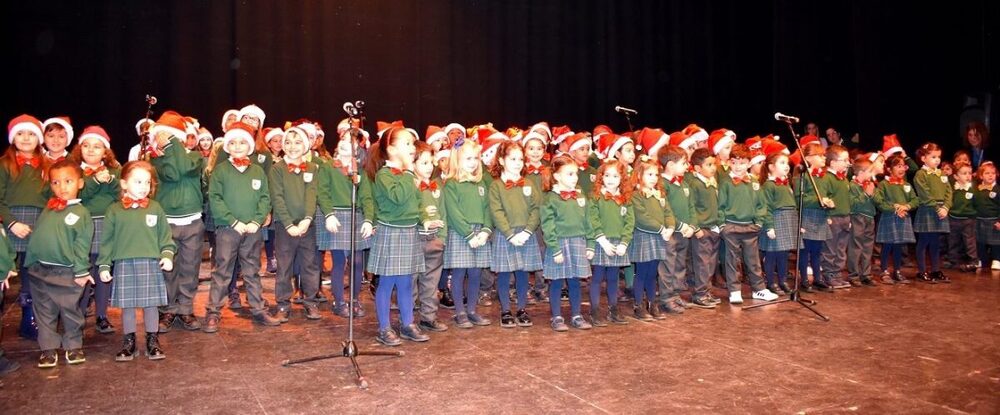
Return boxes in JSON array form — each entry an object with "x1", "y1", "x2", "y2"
[
  {"x1": 162, "y1": 219, "x2": 205, "y2": 315},
  {"x1": 847, "y1": 215, "x2": 875, "y2": 280},
  {"x1": 275, "y1": 224, "x2": 319, "y2": 308},
  {"x1": 690, "y1": 229, "x2": 720, "y2": 297},
  {"x1": 207, "y1": 227, "x2": 265, "y2": 315},
  {"x1": 413, "y1": 235, "x2": 444, "y2": 322},
  {"x1": 948, "y1": 217, "x2": 978, "y2": 264},
  {"x1": 821, "y1": 215, "x2": 851, "y2": 281},
  {"x1": 658, "y1": 232, "x2": 690, "y2": 304},
  {"x1": 28, "y1": 264, "x2": 85, "y2": 351},
  {"x1": 721, "y1": 224, "x2": 766, "y2": 292}
]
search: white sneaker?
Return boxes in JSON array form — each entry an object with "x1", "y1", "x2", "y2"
[
  {"x1": 752, "y1": 289, "x2": 779, "y2": 302},
  {"x1": 976, "y1": 260, "x2": 982, "y2": 268},
  {"x1": 806, "y1": 266, "x2": 814, "y2": 276},
  {"x1": 992, "y1": 260, "x2": 1000, "y2": 271},
  {"x1": 729, "y1": 291, "x2": 744, "y2": 304}
]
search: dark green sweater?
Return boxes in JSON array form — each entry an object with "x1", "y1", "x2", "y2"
[
  {"x1": 820, "y1": 171, "x2": 852, "y2": 217},
  {"x1": 578, "y1": 165, "x2": 598, "y2": 196},
  {"x1": 588, "y1": 193, "x2": 634, "y2": 246},
  {"x1": 151, "y1": 137, "x2": 205, "y2": 217},
  {"x1": 0, "y1": 161, "x2": 49, "y2": 224},
  {"x1": 973, "y1": 183, "x2": 999, "y2": 218},
  {"x1": 540, "y1": 189, "x2": 592, "y2": 255},
  {"x1": 849, "y1": 182, "x2": 877, "y2": 218},
  {"x1": 792, "y1": 170, "x2": 830, "y2": 210},
  {"x1": 488, "y1": 178, "x2": 540, "y2": 237},
  {"x1": 97, "y1": 200, "x2": 176, "y2": 273},
  {"x1": 718, "y1": 174, "x2": 766, "y2": 225},
  {"x1": 761, "y1": 180, "x2": 798, "y2": 229},
  {"x1": 25, "y1": 202, "x2": 93, "y2": 277},
  {"x1": 662, "y1": 176, "x2": 697, "y2": 230},
  {"x1": 685, "y1": 173, "x2": 723, "y2": 229},
  {"x1": 417, "y1": 178, "x2": 447, "y2": 238},
  {"x1": 208, "y1": 160, "x2": 271, "y2": 227},
  {"x1": 0, "y1": 230, "x2": 14, "y2": 281},
  {"x1": 445, "y1": 178, "x2": 493, "y2": 238},
  {"x1": 949, "y1": 183, "x2": 976, "y2": 218},
  {"x1": 873, "y1": 179, "x2": 919, "y2": 213},
  {"x1": 79, "y1": 166, "x2": 121, "y2": 218},
  {"x1": 371, "y1": 166, "x2": 420, "y2": 227},
  {"x1": 268, "y1": 159, "x2": 319, "y2": 227},
  {"x1": 316, "y1": 160, "x2": 376, "y2": 224},
  {"x1": 631, "y1": 189, "x2": 676, "y2": 233},
  {"x1": 913, "y1": 168, "x2": 954, "y2": 210}
]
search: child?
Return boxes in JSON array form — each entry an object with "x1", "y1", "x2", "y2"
[
  {"x1": 947, "y1": 162, "x2": 978, "y2": 272},
  {"x1": 2, "y1": 114, "x2": 50, "y2": 339},
  {"x1": 364, "y1": 126, "x2": 430, "y2": 346},
  {"x1": 912, "y1": 142, "x2": 953, "y2": 283},
  {"x1": 488, "y1": 141, "x2": 544, "y2": 328},
  {"x1": 874, "y1": 154, "x2": 917, "y2": 283},
  {"x1": 443, "y1": 140, "x2": 493, "y2": 328},
  {"x1": 0, "y1": 223, "x2": 18, "y2": 375},
  {"x1": 708, "y1": 129, "x2": 736, "y2": 174},
  {"x1": 793, "y1": 140, "x2": 835, "y2": 292},
  {"x1": 629, "y1": 156, "x2": 674, "y2": 320},
  {"x1": 847, "y1": 157, "x2": 878, "y2": 286},
  {"x1": 760, "y1": 152, "x2": 798, "y2": 294},
  {"x1": 318, "y1": 127, "x2": 375, "y2": 319},
  {"x1": 718, "y1": 145, "x2": 778, "y2": 303},
  {"x1": 268, "y1": 125, "x2": 322, "y2": 321},
  {"x1": 522, "y1": 130, "x2": 549, "y2": 303},
  {"x1": 42, "y1": 117, "x2": 73, "y2": 163},
  {"x1": 588, "y1": 159, "x2": 634, "y2": 325},
  {"x1": 819, "y1": 144, "x2": 853, "y2": 289},
  {"x1": 412, "y1": 141, "x2": 449, "y2": 332},
  {"x1": 973, "y1": 163, "x2": 999, "y2": 270},
  {"x1": 685, "y1": 149, "x2": 723, "y2": 307},
  {"x1": 657, "y1": 146, "x2": 701, "y2": 309},
  {"x1": 25, "y1": 160, "x2": 94, "y2": 367},
  {"x1": 565, "y1": 133, "x2": 597, "y2": 195},
  {"x1": 203, "y1": 123, "x2": 280, "y2": 331},
  {"x1": 541, "y1": 155, "x2": 593, "y2": 331},
  {"x1": 71, "y1": 126, "x2": 121, "y2": 333}
]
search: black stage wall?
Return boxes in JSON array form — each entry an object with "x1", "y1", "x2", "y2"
[{"x1": 2, "y1": 1, "x2": 997, "y2": 157}]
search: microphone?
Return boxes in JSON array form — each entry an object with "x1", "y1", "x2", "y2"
[
  {"x1": 774, "y1": 112, "x2": 800, "y2": 123},
  {"x1": 343, "y1": 102, "x2": 358, "y2": 117},
  {"x1": 615, "y1": 106, "x2": 638, "y2": 115},
  {"x1": 145, "y1": 95, "x2": 157, "y2": 106}
]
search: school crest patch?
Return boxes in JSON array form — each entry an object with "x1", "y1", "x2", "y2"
[
  {"x1": 523, "y1": 186, "x2": 532, "y2": 197},
  {"x1": 478, "y1": 186, "x2": 485, "y2": 197},
  {"x1": 431, "y1": 189, "x2": 441, "y2": 199},
  {"x1": 251, "y1": 179, "x2": 261, "y2": 190},
  {"x1": 146, "y1": 214, "x2": 158, "y2": 227},
  {"x1": 64, "y1": 212, "x2": 80, "y2": 226},
  {"x1": 940, "y1": 175, "x2": 948, "y2": 183},
  {"x1": 303, "y1": 172, "x2": 314, "y2": 183},
  {"x1": 903, "y1": 185, "x2": 911, "y2": 193},
  {"x1": 577, "y1": 197, "x2": 586, "y2": 208},
  {"x1": 751, "y1": 182, "x2": 760, "y2": 191},
  {"x1": 965, "y1": 192, "x2": 973, "y2": 199},
  {"x1": 683, "y1": 188, "x2": 690, "y2": 197},
  {"x1": 620, "y1": 206, "x2": 627, "y2": 216},
  {"x1": 258, "y1": 154, "x2": 267, "y2": 163},
  {"x1": 590, "y1": 174, "x2": 597, "y2": 183}
]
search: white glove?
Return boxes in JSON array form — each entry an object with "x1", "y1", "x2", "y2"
[
  {"x1": 245, "y1": 222, "x2": 260, "y2": 234},
  {"x1": 597, "y1": 237, "x2": 616, "y2": 256},
  {"x1": 160, "y1": 258, "x2": 173, "y2": 272},
  {"x1": 298, "y1": 218, "x2": 312, "y2": 231},
  {"x1": 767, "y1": 229, "x2": 777, "y2": 239},
  {"x1": 508, "y1": 231, "x2": 529, "y2": 247},
  {"x1": 660, "y1": 227, "x2": 675, "y2": 241},
  {"x1": 476, "y1": 231, "x2": 490, "y2": 246},
  {"x1": 233, "y1": 222, "x2": 248, "y2": 234},
  {"x1": 553, "y1": 253, "x2": 565, "y2": 264},
  {"x1": 99, "y1": 270, "x2": 113, "y2": 283},
  {"x1": 468, "y1": 236, "x2": 483, "y2": 249},
  {"x1": 360, "y1": 222, "x2": 374, "y2": 239},
  {"x1": 325, "y1": 215, "x2": 341, "y2": 233},
  {"x1": 286, "y1": 225, "x2": 302, "y2": 237},
  {"x1": 615, "y1": 244, "x2": 628, "y2": 257},
  {"x1": 682, "y1": 224, "x2": 696, "y2": 238}
]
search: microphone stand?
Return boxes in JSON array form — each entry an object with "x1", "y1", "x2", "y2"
[
  {"x1": 139, "y1": 94, "x2": 156, "y2": 161},
  {"x1": 282, "y1": 103, "x2": 404, "y2": 388},
  {"x1": 741, "y1": 118, "x2": 829, "y2": 321}
]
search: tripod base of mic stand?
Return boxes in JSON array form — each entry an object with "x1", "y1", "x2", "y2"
[
  {"x1": 741, "y1": 290, "x2": 830, "y2": 321},
  {"x1": 282, "y1": 340, "x2": 405, "y2": 389}
]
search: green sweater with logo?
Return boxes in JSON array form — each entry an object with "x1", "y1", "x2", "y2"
[
  {"x1": 0, "y1": 162, "x2": 49, "y2": 224},
  {"x1": 268, "y1": 159, "x2": 318, "y2": 228},
  {"x1": 78, "y1": 166, "x2": 121, "y2": 218},
  {"x1": 97, "y1": 200, "x2": 176, "y2": 273},
  {"x1": 540, "y1": 189, "x2": 593, "y2": 255},
  {"x1": 488, "y1": 178, "x2": 540, "y2": 237},
  {"x1": 445, "y1": 178, "x2": 493, "y2": 238},
  {"x1": 25, "y1": 202, "x2": 93, "y2": 277},
  {"x1": 208, "y1": 160, "x2": 271, "y2": 227},
  {"x1": 151, "y1": 137, "x2": 205, "y2": 217}
]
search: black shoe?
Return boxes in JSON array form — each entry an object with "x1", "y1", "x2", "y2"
[
  {"x1": 847, "y1": 279, "x2": 862, "y2": 287},
  {"x1": 178, "y1": 314, "x2": 201, "y2": 330},
  {"x1": 860, "y1": 277, "x2": 877, "y2": 287},
  {"x1": 468, "y1": 313, "x2": 491, "y2": 326},
  {"x1": 95, "y1": 316, "x2": 115, "y2": 334},
  {"x1": 777, "y1": 283, "x2": 792, "y2": 294},
  {"x1": 499, "y1": 311, "x2": 516, "y2": 328},
  {"x1": 0, "y1": 356, "x2": 20, "y2": 376},
  {"x1": 351, "y1": 300, "x2": 367, "y2": 318},
  {"x1": 608, "y1": 306, "x2": 629, "y2": 324},
  {"x1": 314, "y1": 292, "x2": 328, "y2": 303},
  {"x1": 291, "y1": 290, "x2": 304, "y2": 304},
  {"x1": 931, "y1": 271, "x2": 951, "y2": 283},
  {"x1": 892, "y1": 271, "x2": 912, "y2": 284},
  {"x1": 146, "y1": 333, "x2": 166, "y2": 360},
  {"x1": 439, "y1": 289, "x2": 455, "y2": 309},
  {"x1": 532, "y1": 289, "x2": 548, "y2": 303},
  {"x1": 157, "y1": 312, "x2": 176, "y2": 333},
  {"x1": 115, "y1": 333, "x2": 137, "y2": 362},
  {"x1": 203, "y1": 313, "x2": 220, "y2": 333},
  {"x1": 228, "y1": 291, "x2": 243, "y2": 310},
  {"x1": 303, "y1": 304, "x2": 322, "y2": 320},
  {"x1": 419, "y1": 319, "x2": 449, "y2": 332},
  {"x1": 376, "y1": 328, "x2": 401, "y2": 346},
  {"x1": 660, "y1": 301, "x2": 685, "y2": 315},
  {"x1": 399, "y1": 324, "x2": 430, "y2": 342},
  {"x1": 332, "y1": 302, "x2": 350, "y2": 318},
  {"x1": 634, "y1": 306, "x2": 653, "y2": 322},
  {"x1": 917, "y1": 272, "x2": 935, "y2": 283},
  {"x1": 515, "y1": 309, "x2": 533, "y2": 327},
  {"x1": 589, "y1": 311, "x2": 608, "y2": 327},
  {"x1": 561, "y1": 288, "x2": 569, "y2": 301},
  {"x1": 274, "y1": 307, "x2": 290, "y2": 323},
  {"x1": 252, "y1": 312, "x2": 282, "y2": 326},
  {"x1": 479, "y1": 291, "x2": 494, "y2": 307},
  {"x1": 799, "y1": 284, "x2": 815, "y2": 293},
  {"x1": 647, "y1": 302, "x2": 665, "y2": 320},
  {"x1": 690, "y1": 296, "x2": 718, "y2": 309},
  {"x1": 453, "y1": 313, "x2": 474, "y2": 329},
  {"x1": 812, "y1": 281, "x2": 834, "y2": 293},
  {"x1": 65, "y1": 349, "x2": 86, "y2": 365},
  {"x1": 37, "y1": 350, "x2": 58, "y2": 368},
  {"x1": 959, "y1": 264, "x2": 977, "y2": 272}
]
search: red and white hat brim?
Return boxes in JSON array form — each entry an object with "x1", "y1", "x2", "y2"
[
  {"x1": 8, "y1": 122, "x2": 43, "y2": 144},
  {"x1": 712, "y1": 136, "x2": 735, "y2": 155},
  {"x1": 606, "y1": 136, "x2": 633, "y2": 160},
  {"x1": 444, "y1": 123, "x2": 465, "y2": 137},
  {"x1": 42, "y1": 118, "x2": 74, "y2": 143},
  {"x1": 223, "y1": 129, "x2": 256, "y2": 154},
  {"x1": 647, "y1": 134, "x2": 671, "y2": 157},
  {"x1": 78, "y1": 132, "x2": 111, "y2": 149}
]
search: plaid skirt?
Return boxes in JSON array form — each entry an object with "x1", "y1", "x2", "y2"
[
  {"x1": 90, "y1": 217, "x2": 105, "y2": 255},
  {"x1": 592, "y1": 237, "x2": 630, "y2": 267},
  {"x1": 443, "y1": 225, "x2": 492, "y2": 269},
  {"x1": 491, "y1": 228, "x2": 543, "y2": 272},
  {"x1": 110, "y1": 258, "x2": 168, "y2": 308},
  {"x1": 876, "y1": 213, "x2": 916, "y2": 244},
  {"x1": 629, "y1": 230, "x2": 667, "y2": 263},
  {"x1": 367, "y1": 223, "x2": 424, "y2": 276},
  {"x1": 912, "y1": 206, "x2": 949, "y2": 233},
  {"x1": 315, "y1": 208, "x2": 373, "y2": 251},
  {"x1": 801, "y1": 208, "x2": 832, "y2": 241},
  {"x1": 543, "y1": 236, "x2": 592, "y2": 280},
  {"x1": 976, "y1": 217, "x2": 1000, "y2": 245},
  {"x1": 760, "y1": 208, "x2": 801, "y2": 251},
  {"x1": 9, "y1": 205, "x2": 41, "y2": 252}
]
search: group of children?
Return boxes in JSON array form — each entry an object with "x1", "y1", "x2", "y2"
[{"x1": 0, "y1": 108, "x2": 996, "y2": 373}]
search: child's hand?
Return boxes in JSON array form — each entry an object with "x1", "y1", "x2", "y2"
[
  {"x1": 468, "y1": 236, "x2": 482, "y2": 249},
  {"x1": 297, "y1": 218, "x2": 312, "y2": 231},
  {"x1": 586, "y1": 250, "x2": 595, "y2": 260},
  {"x1": 800, "y1": 228, "x2": 806, "y2": 234},
  {"x1": 936, "y1": 207, "x2": 948, "y2": 219},
  {"x1": 99, "y1": 270, "x2": 113, "y2": 283},
  {"x1": 615, "y1": 244, "x2": 628, "y2": 257},
  {"x1": 660, "y1": 228, "x2": 674, "y2": 242},
  {"x1": 767, "y1": 229, "x2": 776, "y2": 239},
  {"x1": 160, "y1": 258, "x2": 173, "y2": 272},
  {"x1": 596, "y1": 237, "x2": 616, "y2": 256},
  {"x1": 233, "y1": 222, "x2": 248, "y2": 234},
  {"x1": 245, "y1": 223, "x2": 260, "y2": 234},
  {"x1": 821, "y1": 198, "x2": 835, "y2": 209},
  {"x1": 286, "y1": 225, "x2": 302, "y2": 237},
  {"x1": 10, "y1": 223, "x2": 31, "y2": 239},
  {"x1": 1, "y1": 278, "x2": 10, "y2": 291},
  {"x1": 553, "y1": 253, "x2": 564, "y2": 264},
  {"x1": 994, "y1": 221, "x2": 1000, "y2": 231},
  {"x1": 325, "y1": 215, "x2": 341, "y2": 233},
  {"x1": 95, "y1": 169, "x2": 112, "y2": 183},
  {"x1": 827, "y1": 218, "x2": 833, "y2": 225},
  {"x1": 360, "y1": 222, "x2": 374, "y2": 239},
  {"x1": 263, "y1": 213, "x2": 272, "y2": 226},
  {"x1": 694, "y1": 229, "x2": 705, "y2": 239},
  {"x1": 74, "y1": 275, "x2": 94, "y2": 287}
]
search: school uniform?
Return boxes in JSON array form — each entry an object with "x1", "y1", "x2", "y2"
[
  {"x1": 793, "y1": 169, "x2": 832, "y2": 286},
  {"x1": 150, "y1": 137, "x2": 205, "y2": 317},
  {"x1": 874, "y1": 177, "x2": 918, "y2": 272},
  {"x1": 317, "y1": 159, "x2": 375, "y2": 309},
  {"x1": 912, "y1": 167, "x2": 954, "y2": 274},
  {"x1": 588, "y1": 190, "x2": 634, "y2": 311},
  {"x1": 0, "y1": 159, "x2": 49, "y2": 330},
  {"x1": 947, "y1": 182, "x2": 978, "y2": 266},
  {"x1": 819, "y1": 170, "x2": 853, "y2": 284},
  {"x1": 489, "y1": 176, "x2": 543, "y2": 313},
  {"x1": 268, "y1": 158, "x2": 321, "y2": 309},
  {"x1": 525, "y1": 162, "x2": 548, "y2": 293},
  {"x1": 443, "y1": 178, "x2": 492, "y2": 317},
  {"x1": 76, "y1": 164, "x2": 121, "y2": 320},
  {"x1": 541, "y1": 187, "x2": 592, "y2": 318},
  {"x1": 629, "y1": 187, "x2": 674, "y2": 305},
  {"x1": 25, "y1": 200, "x2": 93, "y2": 352},
  {"x1": 972, "y1": 183, "x2": 1000, "y2": 263},
  {"x1": 718, "y1": 173, "x2": 767, "y2": 293},
  {"x1": 760, "y1": 178, "x2": 798, "y2": 289},
  {"x1": 98, "y1": 200, "x2": 176, "y2": 308},
  {"x1": 685, "y1": 172, "x2": 722, "y2": 300},
  {"x1": 661, "y1": 175, "x2": 697, "y2": 305},
  {"x1": 847, "y1": 180, "x2": 877, "y2": 282},
  {"x1": 577, "y1": 165, "x2": 598, "y2": 196},
  {"x1": 413, "y1": 178, "x2": 447, "y2": 323},
  {"x1": 206, "y1": 158, "x2": 271, "y2": 316},
  {"x1": 0, "y1": 229, "x2": 15, "y2": 359}
]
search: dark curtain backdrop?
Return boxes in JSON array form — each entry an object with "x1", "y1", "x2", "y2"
[{"x1": 2, "y1": 1, "x2": 996, "y2": 158}]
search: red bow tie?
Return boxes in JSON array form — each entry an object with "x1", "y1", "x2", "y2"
[
  {"x1": 525, "y1": 165, "x2": 543, "y2": 175},
  {"x1": 83, "y1": 165, "x2": 107, "y2": 176},
  {"x1": 504, "y1": 178, "x2": 525, "y2": 189},
  {"x1": 810, "y1": 168, "x2": 825, "y2": 178},
  {"x1": 603, "y1": 192, "x2": 627, "y2": 205},
  {"x1": 16, "y1": 154, "x2": 39, "y2": 168},
  {"x1": 389, "y1": 167, "x2": 406, "y2": 175},
  {"x1": 774, "y1": 177, "x2": 789, "y2": 186},
  {"x1": 668, "y1": 176, "x2": 682, "y2": 185},
  {"x1": 888, "y1": 177, "x2": 905, "y2": 185},
  {"x1": 731, "y1": 175, "x2": 750, "y2": 185},
  {"x1": 835, "y1": 171, "x2": 847, "y2": 180},
  {"x1": 418, "y1": 181, "x2": 438, "y2": 191},
  {"x1": 122, "y1": 196, "x2": 149, "y2": 209},
  {"x1": 232, "y1": 158, "x2": 251, "y2": 168},
  {"x1": 286, "y1": 162, "x2": 308, "y2": 174},
  {"x1": 47, "y1": 197, "x2": 68, "y2": 211},
  {"x1": 559, "y1": 190, "x2": 578, "y2": 200}
]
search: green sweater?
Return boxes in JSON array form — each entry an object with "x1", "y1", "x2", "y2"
[
  {"x1": 873, "y1": 179, "x2": 919, "y2": 213},
  {"x1": 631, "y1": 189, "x2": 676, "y2": 233},
  {"x1": 79, "y1": 166, "x2": 121, "y2": 218},
  {"x1": 761, "y1": 180, "x2": 797, "y2": 230},
  {"x1": 540, "y1": 189, "x2": 592, "y2": 256},
  {"x1": 662, "y1": 176, "x2": 697, "y2": 230},
  {"x1": 417, "y1": 178, "x2": 447, "y2": 238},
  {"x1": 913, "y1": 168, "x2": 954, "y2": 210},
  {"x1": 578, "y1": 165, "x2": 598, "y2": 196},
  {"x1": 949, "y1": 183, "x2": 976, "y2": 218},
  {"x1": 792, "y1": 170, "x2": 830, "y2": 210},
  {"x1": 488, "y1": 178, "x2": 540, "y2": 237},
  {"x1": 588, "y1": 194, "x2": 634, "y2": 246},
  {"x1": 208, "y1": 160, "x2": 271, "y2": 227},
  {"x1": 445, "y1": 178, "x2": 493, "y2": 238},
  {"x1": 268, "y1": 159, "x2": 319, "y2": 227},
  {"x1": 849, "y1": 182, "x2": 877, "y2": 218},
  {"x1": 524, "y1": 162, "x2": 547, "y2": 192},
  {"x1": 371, "y1": 166, "x2": 420, "y2": 227},
  {"x1": 685, "y1": 173, "x2": 722, "y2": 229},
  {"x1": 820, "y1": 172, "x2": 852, "y2": 217},
  {"x1": 317, "y1": 161, "x2": 376, "y2": 224},
  {"x1": 25, "y1": 202, "x2": 94, "y2": 277},
  {"x1": 0, "y1": 162, "x2": 49, "y2": 224},
  {"x1": 0, "y1": 230, "x2": 14, "y2": 281},
  {"x1": 973, "y1": 183, "x2": 999, "y2": 218},
  {"x1": 97, "y1": 200, "x2": 176, "y2": 273},
  {"x1": 719, "y1": 174, "x2": 766, "y2": 225},
  {"x1": 151, "y1": 137, "x2": 205, "y2": 217}
]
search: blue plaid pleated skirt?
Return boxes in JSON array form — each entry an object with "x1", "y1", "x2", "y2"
[
  {"x1": 9, "y1": 205, "x2": 41, "y2": 252},
  {"x1": 367, "y1": 223, "x2": 424, "y2": 276},
  {"x1": 111, "y1": 258, "x2": 167, "y2": 308},
  {"x1": 629, "y1": 230, "x2": 667, "y2": 263},
  {"x1": 876, "y1": 212, "x2": 916, "y2": 244},
  {"x1": 443, "y1": 225, "x2": 492, "y2": 269},
  {"x1": 801, "y1": 208, "x2": 832, "y2": 241},
  {"x1": 592, "y1": 237, "x2": 630, "y2": 267},
  {"x1": 912, "y1": 206, "x2": 949, "y2": 233},
  {"x1": 491, "y1": 228, "x2": 543, "y2": 272},
  {"x1": 315, "y1": 207, "x2": 373, "y2": 251},
  {"x1": 543, "y1": 236, "x2": 592, "y2": 280},
  {"x1": 760, "y1": 208, "x2": 801, "y2": 251}
]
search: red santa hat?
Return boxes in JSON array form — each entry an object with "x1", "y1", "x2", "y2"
[
  {"x1": 596, "y1": 133, "x2": 633, "y2": 160},
  {"x1": 707, "y1": 128, "x2": 736, "y2": 155},
  {"x1": 592, "y1": 125, "x2": 613, "y2": 141},
  {"x1": 7, "y1": 114, "x2": 44, "y2": 144},
  {"x1": 529, "y1": 122, "x2": 552, "y2": 140},
  {"x1": 443, "y1": 123, "x2": 466, "y2": 138},
  {"x1": 376, "y1": 120, "x2": 405, "y2": 139},
  {"x1": 223, "y1": 122, "x2": 256, "y2": 154},
  {"x1": 682, "y1": 124, "x2": 709, "y2": 143},
  {"x1": 78, "y1": 125, "x2": 111, "y2": 149},
  {"x1": 522, "y1": 130, "x2": 548, "y2": 147},
  {"x1": 425, "y1": 125, "x2": 448, "y2": 147},
  {"x1": 481, "y1": 133, "x2": 507, "y2": 164},
  {"x1": 183, "y1": 116, "x2": 200, "y2": 138},
  {"x1": 150, "y1": 110, "x2": 189, "y2": 140},
  {"x1": 435, "y1": 148, "x2": 451, "y2": 164},
  {"x1": 882, "y1": 134, "x2": 904, "y2": 158},
  {"x1": 238, "y1": 104, "x2": 266, "y2": 124},
  {"x1": 263, "y1": 127, "x2": 284, "y2": 143},
  {"x1": 762, "y1": 133, "x2": 780, "y2": 142},
  {"x1": 505, "y1": 127, "x2": 524, "y2": 142},
  {"x1": 667, "y1": 130, "x2": 696, "y2": 150},
  {"x1": 197, "y1": 127, "x2": 213, "y2": 142},
  {"x1": 221, "y1": 109, "x2": 240, "y2": 132},
  {"x1": 564, "y1": 132, "x2": 592, "y2": 154},
  {"x1": 761, "y1": 138, "x2": 789, "y2": 157},
  {"x1": 636, "y1": 127, "x2": 671, "y2": 157},
  {"x1": 799, "y1": 134, "x2": 821, "y2": 147},
  {"x1": 551, "y1": 125, "x2": 574, "y2": 146},
  {"x1": 42, "y1": 116, "x2": 74, "y2": 144},
  {"x1": 745, "y1": 136, "x2": 763, "y2": 151},
  {"x1": 750, "y1": 150, "x2": 766, "y2": 166}
]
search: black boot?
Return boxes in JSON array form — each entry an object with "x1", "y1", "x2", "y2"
[
  {"x1": 18, "y1": 293, "x2": 38, "y2": 340},
  {"x1": 439, "y1": 288, "x2": 455, "y2": 309},
  {"x1": 115, "y1": 333, "x2": 137, "y2": 362},
  {"x1": 145, "y1": 333, "x2": 166, "y2": 360}
]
